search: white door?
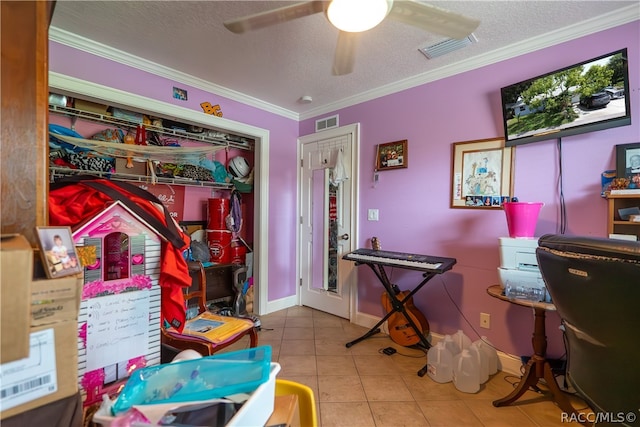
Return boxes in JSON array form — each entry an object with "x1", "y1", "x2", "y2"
[{"x1": 299, "y1": 124, "x2": 358, "y2": 319}]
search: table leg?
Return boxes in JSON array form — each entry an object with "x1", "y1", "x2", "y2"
[{"x1": 493, "y1": 307, "x2": 587, "y2": 424}]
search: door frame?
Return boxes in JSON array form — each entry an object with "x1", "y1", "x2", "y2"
[
  {"x1": 296, "y1": 123, "x2": 360, "y2": 320},
  {"x1": 48, "y1": 72, "x2": 271, "y2": 315}
]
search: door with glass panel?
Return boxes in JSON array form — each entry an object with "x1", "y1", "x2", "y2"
[{"x1": 299, "y1": 124, "x2": 357, "y2": 319}]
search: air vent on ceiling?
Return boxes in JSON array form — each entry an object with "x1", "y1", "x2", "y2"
[
  {"x1": 419, "y1": 33, "x2": 478, "y2": 59},
  {"x1": 315, "y1": 114, "x2": 339, "y2": 132}
]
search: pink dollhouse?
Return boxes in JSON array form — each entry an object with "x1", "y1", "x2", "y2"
[{"x1": 71, "y1": 200, "x2": 165, "y2": 407}]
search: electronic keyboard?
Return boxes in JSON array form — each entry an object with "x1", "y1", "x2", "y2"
[{"x1": 343, "y1": 248, "x2": 456, "y2": 274}]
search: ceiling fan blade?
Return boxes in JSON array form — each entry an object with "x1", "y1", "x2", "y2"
[
  {"x1": 224, "y1": 1, "x2": 327, "y2": 34},
  {"x1": 388, "y1": 0, "x2": 480, "y2": 39},
  {"x1": 332, "y1": 31, "x2": 358, "y2": 76}
]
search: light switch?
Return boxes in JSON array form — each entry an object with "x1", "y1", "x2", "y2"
[{"x1": 368, "y1": 209, "x2": 379, "y2": 221}]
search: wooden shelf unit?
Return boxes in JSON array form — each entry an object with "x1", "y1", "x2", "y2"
[{"x1": 606, "y1": 193, "x2": 640, "y2": 239}]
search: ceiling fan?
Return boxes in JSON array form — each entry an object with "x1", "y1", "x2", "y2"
[{"x1": 223, "y1": 0, "x2": 480, "y2": 76}]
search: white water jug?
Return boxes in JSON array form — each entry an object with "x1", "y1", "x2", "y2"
[
  {"x1": 452, "y1": 329, "x2": 472, "y2": 351},
  {"x1": 427, "y1": 341, "x2": 453, "y2": 383},
  {"x1": 443, "y1": 334, "x2": 461, "y2": 357},
  {"x1": 452, "y1": 349, "x2": 480, "y2": 393},
  {"x1": 468, "y1": 342, "x2": 489, "y2": 384},
  {"x1": 474, "y1": 336, "x2": 498, "y2": 375}
]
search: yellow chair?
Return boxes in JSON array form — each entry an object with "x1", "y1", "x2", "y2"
[{"x1": 275, "y1": 379, "x2": 318, "y2": 427}]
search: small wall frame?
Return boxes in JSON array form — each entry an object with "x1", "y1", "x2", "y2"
[
  {"x1": 451, "y1": 137, "x2": 514, "y2": 208},
  {"x1": 375, "y1": 140, "x2": 408, "y2": 171}
]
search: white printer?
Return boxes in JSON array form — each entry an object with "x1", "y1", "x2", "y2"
[{"x1": 498, "y1": 237, "x2": 551, "y2": 302}]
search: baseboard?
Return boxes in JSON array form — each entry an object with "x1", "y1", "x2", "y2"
[
  {"x1": 262, "y1": 294, "x2": 298, "y2": 315},
  {"x1": 352, "y1": 311, "x2": 524, "y2": 376},
  {"x1": 266, "y1": 302, "x2": 526, "y2": 376}
]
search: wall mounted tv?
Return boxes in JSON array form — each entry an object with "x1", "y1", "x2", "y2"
[{"x1": 501, "y1": 48, "x2": 631, "y2": 147}]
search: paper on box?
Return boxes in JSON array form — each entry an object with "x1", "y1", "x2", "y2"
[{"x1": 0, "y1": 320, "x2": 79, "y2": 420}]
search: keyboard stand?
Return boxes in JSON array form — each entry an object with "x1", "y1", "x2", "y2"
[{"x1": 345, "y1": 261, "x2": 437, "y2": 377}]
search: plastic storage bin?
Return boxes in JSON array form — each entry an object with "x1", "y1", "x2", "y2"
[
  {"x1": 93, "y1": 363, "x2": 281, "y2": 427},
  {"x1": 226, "y1": 362, "x2": 281, "y2": 426},
  {"x1": 111, "y1": 346, "x2": 272, "y2": 415}
]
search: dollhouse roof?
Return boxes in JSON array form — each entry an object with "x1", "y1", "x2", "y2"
[{"x1": 71, "y1": 200, "x2": 164, "y2": 242}]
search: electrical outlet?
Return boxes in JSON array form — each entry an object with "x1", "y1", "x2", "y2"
[{"x1": 480, "y1": 312, "x2": 491, "y2": 329}]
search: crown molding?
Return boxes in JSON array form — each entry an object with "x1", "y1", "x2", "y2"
[
  {"x1": 49, "y1": 4, "x2": 638, "y2": 123},
  {"x1": 299, "y1": 5, "x2": 639, "y2": 120},
  {"x1": 48, "y1": 27, "x2": 299, "y2": 121}
]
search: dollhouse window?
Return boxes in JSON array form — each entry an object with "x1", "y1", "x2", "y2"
[{"x1": 104, "y1": 232, "x2": 130, "y2": 281}]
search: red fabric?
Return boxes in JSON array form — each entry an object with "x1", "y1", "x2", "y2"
[{"x1": 49, "y1": 180, "x2": 191, "y2": 332}]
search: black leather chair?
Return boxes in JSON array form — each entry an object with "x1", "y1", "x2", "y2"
[{"x1": 536, "y1": 234, "x2": 640, "y2": 426}]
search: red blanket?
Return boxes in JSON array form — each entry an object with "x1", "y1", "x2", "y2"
[{"x1": 49, "y1": 179, "x2": 191, "y2": 332}]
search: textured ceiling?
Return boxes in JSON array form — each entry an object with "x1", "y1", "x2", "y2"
[{"x1": 50, "y1": 1, "x2": 638, "y2": 119}]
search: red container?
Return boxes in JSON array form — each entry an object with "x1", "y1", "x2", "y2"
[
  {"x1": 206, "y1": 230, "x2": 232, "y2": 264},
  {"x1": 230, "y1": 241, "x2": 247, "y2": 265},
  {"x1": 207, "y1": 198, "x2": 230, "y2": 230}
]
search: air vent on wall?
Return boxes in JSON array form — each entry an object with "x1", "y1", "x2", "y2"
[
  {"x1": 419, "y1": 33, "x2": 478, "y2": 59},
  {"x1": 315, "y1": 115, "x2": 339, "y2": 132}
]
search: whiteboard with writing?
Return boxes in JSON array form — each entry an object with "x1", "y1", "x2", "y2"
[{"x1": 86, "y1": 291, "x2": 150, "y2": 371}]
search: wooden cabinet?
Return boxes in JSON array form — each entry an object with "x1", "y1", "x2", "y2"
[{"x1": 606, "y1": 193, "x2": 640, "y2": 240}]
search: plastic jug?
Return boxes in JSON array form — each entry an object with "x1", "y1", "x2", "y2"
[
  {"x1": 443, "y1": 334, "x2": 461, "y2": 357},
  {"x1": 452, "y1": 329, "x2": 472, "y2": 352},
  {"x1": 426, "y1": 341, "x2": 453, "y2": 383},
  {"x1": 468, "y1": 342, "x2": 489, "y2": 384},
  {"x1": 474, "y1": 337, "x2": 498, "y2": 375},
  {"x1": 452, "y1": 349, "x2": 480, "y2": 393}
]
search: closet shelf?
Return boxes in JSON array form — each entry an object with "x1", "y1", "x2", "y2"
[
  {"x1": 49, "y1": 166, "x2": 234, "y2": 190},
  {"x1": 49, "y1": 104, "x2": 254, "y2": 152}
]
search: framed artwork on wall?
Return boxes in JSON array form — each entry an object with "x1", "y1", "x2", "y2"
[
  {"x1": 35, "y1": 226, "x2": 83, "y2": 278},
  {"x1": 375, "y1": 140, "x2": 408, "y2": 171},
  {"x1": 615, "y1": 142, "x2": 640, "y2": 180},
  {"x1": 450, "y1": 137, "x2": 515, "y2": 208}
]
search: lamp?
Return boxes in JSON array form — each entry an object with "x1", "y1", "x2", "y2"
[{"x1": 327, "y1": 0, "x2": 393, "y2": 33}]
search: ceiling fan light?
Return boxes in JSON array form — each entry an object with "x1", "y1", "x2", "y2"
[{"x1": 327, "y1": 0, "x2": 392, "y2": 33}]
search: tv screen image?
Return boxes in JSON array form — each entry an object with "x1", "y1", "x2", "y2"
[{"x1": 501, "y1": 48, "x2": 631, "y2": 147}]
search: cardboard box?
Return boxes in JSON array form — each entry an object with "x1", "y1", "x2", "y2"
[
  {"x1": 31, "y1": 276, "x2": 82, "y2": 326},
  {"x1": 115, "y1": 158, "x2": 147, "y2": 176},
  {"x1": 266, "y1": 394, "x2": 300, "y2": 427},
  {"x1": 1, "y1": 234, "x2": 33, "y2": 364},
  {"x1": 0, "y1": 320, "x2": 79, "y2": 419},
  {"x1": 74, "y1": 99, "x2": 108, "y2": 115}
]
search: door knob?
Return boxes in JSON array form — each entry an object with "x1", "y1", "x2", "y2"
[{"x1": 341, "y1": 233, "x2": 350, "y2": 240}]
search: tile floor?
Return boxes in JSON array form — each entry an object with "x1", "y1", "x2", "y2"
[{"x1": 227, "y1": 306, "x2": 593, "y2": 426}]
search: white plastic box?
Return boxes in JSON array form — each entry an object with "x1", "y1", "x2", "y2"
[
  {"x1": 93, "y1": 363, "x2": 281, "y2": 426},
  {"x1": 226, "y1": 362, "x2": 280, "y2": 426}
]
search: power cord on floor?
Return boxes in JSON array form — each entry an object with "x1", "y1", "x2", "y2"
[{"x1": 378, "y1": 346, "x2": 427, "y2": 359}]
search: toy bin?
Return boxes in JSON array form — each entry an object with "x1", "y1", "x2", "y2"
[{"x1": 110, "y1": 346, "x2": 272, "y2": 415}]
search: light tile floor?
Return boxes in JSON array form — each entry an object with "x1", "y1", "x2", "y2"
[{"x1": 227, "y1": 306, "x2": 593, "y2": 426}]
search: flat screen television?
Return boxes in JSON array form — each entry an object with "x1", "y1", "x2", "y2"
[{"x1": 501, "y1": 48, "x2": 631, "y2": 147}]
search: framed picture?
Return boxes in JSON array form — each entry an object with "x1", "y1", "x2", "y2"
[
  {"x1": 172, "y1": 86, "x2": 188, "y2": 101},
  {"x1": 615, "y1": 142, "x2": 640, "y2": 180},
  {"x1": 375, "y1": 139, "x2": 408, "y2": 171},
  {"x1": 35, "y1": 226, "x2": 83, "y2": 278},
  {"x1": 451, "y1": 137, "x2": 515, "y2": 208}
]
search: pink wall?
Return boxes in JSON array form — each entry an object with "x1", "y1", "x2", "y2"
[
  {"x1": 49, "y1": 42, "x2": 301, "y2": 302},
  {"x1": 300, "y1": 21, "x2": 639, "y2": 358},
  {"x1": 50, "y1": 19, "x2": 639, "y2": 359}
]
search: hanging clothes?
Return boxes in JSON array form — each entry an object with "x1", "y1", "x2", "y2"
[{"x1": 330, "y1": 148, "x2": 349, "y2": 185}]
